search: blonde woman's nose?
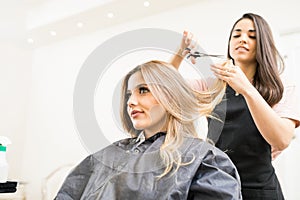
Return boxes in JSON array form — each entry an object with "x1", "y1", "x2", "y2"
[{"x1": 127, "y1": 92, "x2": 138, "y2": 107}]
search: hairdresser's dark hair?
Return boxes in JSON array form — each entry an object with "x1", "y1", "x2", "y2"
[{"x1": 227, "y1": 13, "x2": 284, "y2": 106}]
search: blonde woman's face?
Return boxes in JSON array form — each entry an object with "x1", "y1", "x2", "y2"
[
  {"x1": 126, "y1": 71, "x2": 167, "y2": 137},
  {"x1": 229, "y1": 18, "x2": 257, "y2": 64}
]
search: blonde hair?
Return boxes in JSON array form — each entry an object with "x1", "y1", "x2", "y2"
[{"x1": 120, "y1": 60, "x2": 225, "y2": 177}]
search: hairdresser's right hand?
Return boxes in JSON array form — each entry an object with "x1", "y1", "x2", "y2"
[
  {"x1": 211, "y1": 60, "x2": 253, "y2": 96},
  {"x1": 178, "y1": 31, "x2": 198, "y2": 64}
]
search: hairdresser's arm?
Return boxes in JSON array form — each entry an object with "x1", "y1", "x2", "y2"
[
  {"x1": 211, "y1": 63, "x2": 295, "y2": 151},
  {"x1": 170, "y1": 31, "x2": 196, "y2": 69},
  {"x1": 171, "y1": 50, "x2": 185, "y2": 70},
  {"x1": 271, "y1": 146, "x2": 283, "y2": 160},
  {"x1": 242, "y1": 86, "x2": 295, "y2": 151}
]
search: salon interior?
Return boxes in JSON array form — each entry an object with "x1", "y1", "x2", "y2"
[{"x1": 1, "y1": 0, "x2": 300, "y2": 199}]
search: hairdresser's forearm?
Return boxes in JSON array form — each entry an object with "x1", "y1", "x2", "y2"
[
  {"x1": 243, "y1": 87, "x2": 295, "y2": 150},
  {"x1": 170, "y1": 50, "x2": 184, "y2": 70}
]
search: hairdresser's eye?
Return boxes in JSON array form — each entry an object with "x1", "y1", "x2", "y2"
[{"x1": 139, "y1": 87, "x2": 150, "y2": 94}]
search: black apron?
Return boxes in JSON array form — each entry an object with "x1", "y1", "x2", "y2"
[{"x1": 208, "y1": 86, "x2": 284, "y2": 200}]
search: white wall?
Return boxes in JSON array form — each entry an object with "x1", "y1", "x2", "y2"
[
  {"x1": 0, "y1": 41, "x2": 32, "y2": 180},
  {"x1": 272, "y1": 32, "x2": 300, "y2": 200},
  {"x1": 3, "y1": 0, "x2": 300, "y2": 199},
  {"x1": 0, "y1": 1, "x2": 30, "y2": 181}
]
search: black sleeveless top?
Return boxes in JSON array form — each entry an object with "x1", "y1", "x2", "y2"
[{"x1": 208, "y1": 86, "x2": 284, "y2": 200}]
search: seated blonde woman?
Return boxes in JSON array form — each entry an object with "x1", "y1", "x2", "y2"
[{"x1": 55, "y1": 60, "x2": 241, "y2": 200}]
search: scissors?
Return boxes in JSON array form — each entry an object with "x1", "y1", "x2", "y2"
[{"x1": 185, "y1": 47, "x2": 224, "y2": 59}]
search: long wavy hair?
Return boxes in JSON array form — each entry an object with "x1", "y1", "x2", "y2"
[
  {"x1": 227, "y1": 13, "x2": 284, "y2": 106},
  {"x1": 120, "y1": 60, "x2": 225, "y2": 177}
]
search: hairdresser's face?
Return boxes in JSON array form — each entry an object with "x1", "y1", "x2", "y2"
[
  {"x1": 127, "y1": 71, "x2": 167, "y2": 137},
  {"x1": 229, "y1": 18, "x2": 257, "y2": 65}
]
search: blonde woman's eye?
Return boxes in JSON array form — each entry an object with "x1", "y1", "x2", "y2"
[
  {"x1": 126, "y1": 91, "x2": 132, "y2": 98},
  {"x1": 139, "y1": 87, "x2": 150, "y2": 94},
  {"x1": 233, "y1": 35, "x2": 240, "y2": 38}
]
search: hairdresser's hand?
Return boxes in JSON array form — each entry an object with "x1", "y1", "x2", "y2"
[
  {"x1": 178, "y1": 30, "x2": 198, "y2": 64},
  {"x1": 210, "y1": 60, "x2": 253, "y2": 95}
]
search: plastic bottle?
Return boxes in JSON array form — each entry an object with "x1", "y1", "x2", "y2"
[{"x1": 0, "y1": 136, "x2": 11, "y2": 183}]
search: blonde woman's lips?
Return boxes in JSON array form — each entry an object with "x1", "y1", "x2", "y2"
[{"x1": 131, "y1": 110, "x2": 143, "y2": 118}]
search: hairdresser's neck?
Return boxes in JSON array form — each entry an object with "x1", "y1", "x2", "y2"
[{"x1": 236, "y1": 60, "x2": 257, "y2": 81}]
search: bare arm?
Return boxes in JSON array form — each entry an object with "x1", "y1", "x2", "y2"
[
  {"x1": 243, "y1": 86, "x2": 295, "y2": 151},
  {"x1": 170, "y1": 50, "x2": 185, "y2": 70},
  {"x1": 170, "y1": 31, "x2": 196, "y2": 69}
]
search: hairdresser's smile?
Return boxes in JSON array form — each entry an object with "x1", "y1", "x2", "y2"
[{"x1": 236, "y1": 45, "x2": 249, "y2": 52}]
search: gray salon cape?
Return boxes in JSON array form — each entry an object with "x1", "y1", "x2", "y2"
[{"x1": 55, "y1": 133, "x2": 242, "y2": 200}]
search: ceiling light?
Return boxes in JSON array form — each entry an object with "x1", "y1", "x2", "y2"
[
  {"x1": 107, "y1": 12, "x2": 114, "y2": 18},
  {"x1": 77, "y1": 22, "x2": 83, "y2": 28},
  {"x1": 50, "y1": 31, "x2": 57, "y2": 36},
  {"x1": 27, "y1": 38, "x2": 34, "y2": 44},
  {"x1": 144, "y1": 1, "x2": 150, "y2": 7}
]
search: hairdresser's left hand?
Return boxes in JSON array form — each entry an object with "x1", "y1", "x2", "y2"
[
  {"x1": 210, "y1": 60, "x2": 253, "y2": 96},
  {"x1": 180, "y1": 31, "x2": 199, "y2": 64}
]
